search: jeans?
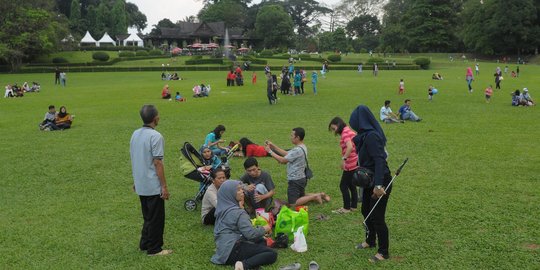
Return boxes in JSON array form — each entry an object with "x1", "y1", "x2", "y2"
[
  {"x1": 402, "y1": 111, "x2": 420, "y2": 121},
  {"x1": 340, "y1": 170, "x2": 358, "y2": 209},
  {"x1": 226, "y1": 239, "x2": 277, "y2": 269},
  {"x1": 467, "y1": 79, "x2": 473, "y2": 91}
]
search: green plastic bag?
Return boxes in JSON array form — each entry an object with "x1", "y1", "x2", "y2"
[
  {"x1": 274, "y1": 206, "x2": 309, "y2": 241},
  {"x1": 251, "y1": 216, "x2": 269, "y2": 227}
]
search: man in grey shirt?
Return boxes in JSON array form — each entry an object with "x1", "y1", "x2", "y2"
[
  {"x1": 130, "y1": 104, "x2": 172, "y2": 256},
  {"x1": 265, "y1": 127, "x2": 330, "y2": 206}
]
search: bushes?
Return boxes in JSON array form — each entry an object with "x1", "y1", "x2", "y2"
[
  {"x1": 260, "y1": 50, "x2": 273, "y2": 57},
  {"x1": 119, "y1": 51, "x2": 135, "y2": 57},
  {"x1": 52, "y1": 57, "x2": 69, "y2": 64},
  {"x1": 191, "y1": 55, "x2": 203, "y2": 60},
  {"x1": 366, "y1": 57, "x2": 384, "y2": 64},
  {"x1": 327, "y1": 54, "x2": 342, "y2": 62},
  {"x1": 136, "y1": 50, "x2": 148, "y2": 56},
  {"x1": 298, "y1": 54, "x2": 311, "y2": 59},
  {"x1": 149, "y1": 49, "x2": 163, "y2": 56},
  {"x1": 80, "y1": 46, "x2": 149, "y2": 51},
  {"x1": 92, "y1": 52, "x2": 110, "y2": 62},
  {"x1": 185, "y1": 59, "x2": 224, "y2": 65},
  {"x1": 241, "y1": 56, "x2": 267, "y2": 65},
  {"x1": 414, "y1": 57, "x2": 431, "y2": 69}
]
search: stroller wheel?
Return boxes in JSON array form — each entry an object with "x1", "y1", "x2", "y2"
[{"x1": 184, "y1": 199, "x2": 197, "y2": 211}]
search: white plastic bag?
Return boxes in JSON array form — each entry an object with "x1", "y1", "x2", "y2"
[{"x1": 290, "y1": 226, "x2": 307, "y2": 252}]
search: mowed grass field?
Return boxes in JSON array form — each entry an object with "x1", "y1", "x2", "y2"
[{"x1": 0, "y1": 61, "x2": 538, "y2": 269}]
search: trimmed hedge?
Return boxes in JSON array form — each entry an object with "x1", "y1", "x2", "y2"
[
  {"x1": 52, "y1": 57, "x2": 69, "y2": 64},
  {"x1": 298, "y1": 54, "x2": 311, "y2": 59},
  {"x1": 414, "y1": 57, "x2": 431, "y2": 69},
  {"x1": 149, "y1": 49, "x2": 163, "y2": 56},
  {"x1": 80, "y1": 46, "x2": 149, "y2": 51},
  {"x1": 92, "y1": 52, "x2": 110, "y2": 62},
  {"x1": 260, "y1": 50, "x2": 273, "y2": 57},
  {"x1": 136, "y1": 50, "x2": 148, "y2": 56},
  {"x1": 185, "y1": 59, "x2": 224, "y2": 65},
  {"x1": 366, "y1": 57, "x2": 385, "y2": 64},
  {"x1": 191, "y1": 55, "x2": 203, "y2": 60},
  {"x1": 327, "y1": 54, "x2": 342, "y2": 62},
  {"x1": 241, "y1": 57, "x2": 267, "y2": 65},
  {"x1": 119, "y1": 51, "x2": 136, "y2": 57}
]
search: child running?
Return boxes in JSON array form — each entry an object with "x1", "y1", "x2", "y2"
[
  {"x1": 485, "y1": 85, "x2": 493, "y2": 103},
  {"x1": 428, "y1": 85, "x2": 434, "y2": 101},
  {"x1": 398, "y1": 79, "x2": 405, "y2": 95}
]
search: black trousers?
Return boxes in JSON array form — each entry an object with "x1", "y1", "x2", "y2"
[
  {"x1": 340, "y1": 170, "x2": 358, "y2": 209},
  {"x1": 361, "y1": 173, "x2": 392, "y2": 257},
  {"x1": 203, "y1": 207, "x2": 216, "y2": 225},
  {"x1": 226, "y1": 238, "x2": 277, "y2": 269},
  {"x1": 139, "y1": 195, "x2": 165, "y2": 254},
  {"x1": 55, "y1": 76, "x2": 60, "y2": 84}
]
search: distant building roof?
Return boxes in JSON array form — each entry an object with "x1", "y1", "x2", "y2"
[{"x1": 152, "y1": 22, "x2": 245, "y2": 39}]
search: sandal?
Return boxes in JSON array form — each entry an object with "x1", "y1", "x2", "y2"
[
  {"x1": 369, "y1": 253, "x2": 388, "y2": 263},
  {"x1": 331, "y1": 208, "x2": 351, "y2": 214},
  {"x1": 355, "y1": 242, "x2": 374, "y2": 249},
  {"x1": 308, "y1": 261, "x2": 319, "y2": 270},
  {"x1": 279, "y1": 262, "x2": 301, "y2": 270}
]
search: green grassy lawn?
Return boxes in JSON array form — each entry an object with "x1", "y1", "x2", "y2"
[{"x1": 0, "y1": 61, "x2": 538, "y2": 269}]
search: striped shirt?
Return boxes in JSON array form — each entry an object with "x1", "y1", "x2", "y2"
[{"x1": 340, "y1": 126, "x2": 359, "y2": 171}]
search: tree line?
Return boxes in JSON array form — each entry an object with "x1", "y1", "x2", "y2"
[{"x1": 162, "y1": 0, "x2": 539, "y2": 56}]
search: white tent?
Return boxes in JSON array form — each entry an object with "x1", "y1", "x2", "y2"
[
  {"x1": 80, "y1": 31, "x2": 98, "y2": 46},
  {"x1": 123, "y1": 32, "x2": 144, "y2": 47},
  {"x1": 97, "y1": 32, "x2": 116, "y2": 47}
]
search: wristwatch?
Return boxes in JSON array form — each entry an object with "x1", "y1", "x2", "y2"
[{"x1": 375, "y1": 185, "x2": 383, "y2": 190}]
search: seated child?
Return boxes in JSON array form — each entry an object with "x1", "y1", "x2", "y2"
[
  {"x1": 39, "y1": 105, "x2": 60, "y2": 131},
  {"x1": 175, "y1": 92, "x2": 186, "y2": 102},
  {"x1": 198, "y1": 146, "x2": 222, "y2": 191},
  {"x1": 193, "y1": 85, "x2": 202, "y2": 97},
  {"x1": 4, "y1": 84, "x2": 13, "y2": 98}
]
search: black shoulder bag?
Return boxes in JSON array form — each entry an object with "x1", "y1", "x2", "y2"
[
  {"x1": 352, "y1": 134, "x2": 374, "y2": 188},
  {"x1": 299, "y1": 147, "x2": 313, "y2": 180}
]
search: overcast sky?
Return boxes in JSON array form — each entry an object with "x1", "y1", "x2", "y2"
[{"x1": 127, "y1": 0, "x2": 342, "y2": 33}]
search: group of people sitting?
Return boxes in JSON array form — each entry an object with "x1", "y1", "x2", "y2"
[
  {"x1": 4, "y1": 82, "x2": 41, "y2": 98},
  {"x1": 380, "y1": 99, "x2": 422, "y2": 123},
  {"x1": 432, "y1": 73, "x2": 443, "y2": 80},
  {"x1": 161, "y1": 72, "x2": 181, "y2": 81},
  {"x1": 39, "y1": 105, "x2": 73, "y2": 131},
  {"x1": 512, "y1": 88, "x2": 535, "y2": 106},
  {"x1": 161, "y1": 84, "x2": 186, "y2": 101},
  {"x1": 193, "y1": 84, "x2": 211, "y2": 98}
]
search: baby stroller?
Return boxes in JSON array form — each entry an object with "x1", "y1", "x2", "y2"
[{"x1": 180, "y1": 142, "x2": 231, "y2": 211}]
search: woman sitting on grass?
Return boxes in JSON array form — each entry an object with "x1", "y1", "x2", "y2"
[
  {"x1": 55, "y1": 106, "x2": 73, "y2": 130},
  {"x1": 211, "y1": 180, "x2": 276, "y2": 270},
  {"x1": 204, "y1": 125, "x2": 228, "y2": 156},
  {"x1": 162, "y1": 85, "x2": 171, "y2": 99}
]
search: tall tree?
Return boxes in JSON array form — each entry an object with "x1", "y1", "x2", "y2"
[
  {"x1": 126, "y1": 2, "x2": 147, "y2": 32},
  {"x1": 335, "y1": 0, "x2": 387, "y2": 18},
  {"x1": 85, "y1": 4, "x2": 102, "y2": 37},
  {"x1": 283, "y1": 0, "x2": 331, "y2": 37},
  {"x1": 69, "y1": 0, "x2": 82, "y2": 35},
  {"x1": 110, "y1": 0, "x2": 127, "y2": 36},
  {"x1": 460, "y1": 0, "x2": 538, "y2": 55},
  {"x1": 0, "y1": 1, "x2": 68, "y2": 70},
  {"x1": 149, "y1": 19, "x2": 176, "y2": 37},
  {"x1": 346, "y1": 14, "x2": 380, "y2": 38},
  {"x1": 255, "y1": 5, "x2": 294, "y2": 48},
  {"x1": 198, "y1": 0, "x2": 247, "y2": 28},
  {"x1": 379, "y1": 0, "x2": 409, "y2": 52}
]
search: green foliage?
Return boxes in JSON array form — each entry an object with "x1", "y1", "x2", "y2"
[
  {"x1": 92, "y1": 52, "x2": 110, "y2": 62},
  {"x1": 298, "y1": 54, "x2": 311, "y2": 59},
  {"x1": 125, "y1": 2, "x2": 147, "y2": 32},
  {"x1": 185, "y1": 59, "x2": 224, "y2": 65},
  {"x1": 346, "y1": 14, "x2": 381, "y2": 38},
  {"x1": 119, "y1": 51, "x2": 136, "y2": 57},
  {"x1": 52, "y1": 57, "x2": 69, "y2": 64},
  {"x1": 241, "y1": 56, "x2": 267, "y2": 65},
  {"x1": 366, "y1": 57, "x2": 384, "y2": 64},
  {"x1": 413, "y1": 57, "x2": 431, "y2": 69},
  {"x1": 81, "y1": 46, "x2": 148, "y2": 52},
  {"x1": 260, "y1": 50, "x2": 274, "y2": 57},
  {"x1": 197, "y1": 0, "x2": 247, "y2": 28},
  {"x1": 191, "y1": 55, "x2": 203, "y2": 60},
  {"x1": 149, "y1": 49, "x2": 163, "y2": 56},
  {"x1": 327, "y1": 54, "x2": 342, "y2": 62},
  {"x1": 135, "y1": 50, "x2": 148, "y2": 56},
  {"x1": 110, "y1": 0, "x2": 128, "y2": 37},
  {"x1": 255, "y1": 5, "x2": 294, "y2": 48},
  {"x1": 283, "y1": 0, "x2": 332, "y2": 37}
]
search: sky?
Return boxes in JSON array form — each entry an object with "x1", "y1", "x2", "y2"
[{"x1": 127, "y1": 0, "x2": 342, "y2": 33}]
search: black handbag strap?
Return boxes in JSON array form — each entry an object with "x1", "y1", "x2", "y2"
[{"x1": 298, "y1": 146, "x2": 310, "y2": 170}]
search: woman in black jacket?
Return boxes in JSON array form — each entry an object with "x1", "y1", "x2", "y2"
[{"x1": 349, "y1": 105, "x2": 392, "y2": 263}]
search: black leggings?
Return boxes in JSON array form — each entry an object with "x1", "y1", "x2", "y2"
[
  {"x1": 226, "y1": 239, "x2": 277, "y2": 269},
  {"x1": 361, "y1": 173, "x2": 392, "y2": 257},
  {"x1": 340, "y1": 170, "x2": 358, "y2": 209}
]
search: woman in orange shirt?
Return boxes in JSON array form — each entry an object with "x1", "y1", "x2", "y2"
[{"x1": 55, "y1": 106, "x2": 73, "y2": 129}]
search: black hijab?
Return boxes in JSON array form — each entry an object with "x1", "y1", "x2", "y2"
[{"x1": 349, "y1": 105, "x2": 386, "y2": 146}]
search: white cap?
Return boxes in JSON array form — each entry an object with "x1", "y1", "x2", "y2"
[{"x1": 523, "y1": 88, "x2": 528, "y2": 92}]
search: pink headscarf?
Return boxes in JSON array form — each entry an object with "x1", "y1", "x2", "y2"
[{"x1": 466, "y1": 67, "x2": 473, "y2": 77}]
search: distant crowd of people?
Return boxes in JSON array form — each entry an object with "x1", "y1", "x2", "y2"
[{"x1": 5, "y1": 82, "x2": 41, "y2": 98}]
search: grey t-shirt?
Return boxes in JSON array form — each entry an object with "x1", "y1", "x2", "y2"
[
  {"x1": 130, "y1": 127, "x2": 164, "y2": 196},
  {"x1": 240, "y1": 171, "x2": 275, "y2": 191},
  {"x1": 284, "y1": 144, "x2": 307, "y2": 181}
]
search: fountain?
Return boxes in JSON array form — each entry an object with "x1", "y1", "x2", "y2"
[{"x1": 223, "y1": 28, "x2": 235, "y2": 61}]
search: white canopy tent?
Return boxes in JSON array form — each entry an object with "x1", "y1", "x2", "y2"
[
  {"x1": 123, "y1": 32, "x2": 144, "y2": 47},
  {"x1": 80, "y1": 31, "x2": 98, "y2": 46},
  {"x1": 97, "y1": 32, "x2": 116, "y2": 47}
]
